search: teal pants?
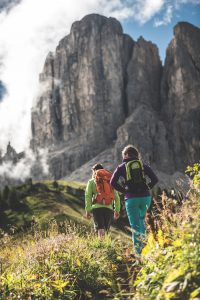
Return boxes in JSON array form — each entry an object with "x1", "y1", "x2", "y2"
[{"x1": 125, "y1": 196, "x2": 151, "y2": 254}]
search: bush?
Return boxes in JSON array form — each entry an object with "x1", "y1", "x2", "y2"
[{"x1": 134, "y1": 164, "x2": 200, "y2": 300}]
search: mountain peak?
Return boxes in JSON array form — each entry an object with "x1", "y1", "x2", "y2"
[
  {"x1": 71, "y1": 13, "x2": 123, "y2": 35},
  {"x1": 174, "y1": 21, "x2": 200, "y2": 38}
]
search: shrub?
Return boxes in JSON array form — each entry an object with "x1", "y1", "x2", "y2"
[{"x1": 134, "y1": 164, "x2": 200, "y2": 300}]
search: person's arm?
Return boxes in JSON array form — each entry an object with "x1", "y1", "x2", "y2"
[
  {"x1": 110, "y1": 166, "x2": 125, "y2": 194},
  {"x1": 144, "y1": 165, "x2": 158, "y2": 189},
  {"x1": 114, "y1": 190, "x2": 120, "y2": 213},
  {"x1": 113, "y1": 190, "x2": 121, "y2": 220},
  {"x1": 85, "y1": 179, "x2": 94, "y2": 215}
]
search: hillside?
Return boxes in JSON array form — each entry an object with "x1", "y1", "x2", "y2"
[
  {"x1": 0, "y1": 166, "x2": 199, "y2": 299},
  {"x1": 0, "y1": 180, "x2": 129, "y2": 237}
]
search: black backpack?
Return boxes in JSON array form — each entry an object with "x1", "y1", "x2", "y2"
[{"x1": 125, "y1": 160, "x2": 147, "y2": 193}]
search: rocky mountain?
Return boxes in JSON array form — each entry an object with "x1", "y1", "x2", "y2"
[
  {"x1": 161, "y1": 22, "x2": 200, "y2": 171},
  {"x1": 31, "y1": 15, "x2": 200, "y2": 182},
  {"x1": 0, "y1": 142, "x2": 24, "y2": 165}
]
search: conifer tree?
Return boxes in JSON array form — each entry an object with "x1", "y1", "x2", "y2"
[{"x1": 2, "y1": 185, "x2": 10, "y2": 208}]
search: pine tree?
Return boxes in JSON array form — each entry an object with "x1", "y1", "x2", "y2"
[
  {"x1": 53, "y1": 180, "x2": 59, "y2": 191},
  {"x1": 2, "y1": 185, "x2": 10, "y2": 208},
  {"x1": 8, "y1": 188, "x2": 19, "y2": 209}
]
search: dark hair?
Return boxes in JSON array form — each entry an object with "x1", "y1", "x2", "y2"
[
  {"x1": 92, "y1": 164, "x2": 104, "y2": 171},
  {"x1": 122, "y1": 145, "x2": 140, "y2": 159}
]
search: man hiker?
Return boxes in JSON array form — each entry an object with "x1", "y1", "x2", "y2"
[
  {"x1": 110, "y1": 145, "x2": 158, "y2": 254},
  {"x1": 85, "y1": 163, "x2": 121, "y2": 238}
]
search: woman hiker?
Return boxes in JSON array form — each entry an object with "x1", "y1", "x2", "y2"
[
  {"x1": 85, "y1": 163, "x2": 121, "y2": 238},
  {"x1": 110, "y1": 145, "x2": 158, "y2": 254}
]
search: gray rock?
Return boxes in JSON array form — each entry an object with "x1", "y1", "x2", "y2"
[
  {"x1": 161, "y1": 22, "x2": 200, "y2": 171},
  {"x1": 113, "y1": 104, "x2": 173, "y2": 173},
  {"x1": 30, "y1": 16, "x2": 200, "y2": 182},
  {"x1": 64, "y1": 147, "x2": 115, "y2": 183},
  {"x1": 31, "y1": 14, "x2": 134, "y2": 177},
  {"x1": 127, "y1": 37, "x2": 162, "y2": 113}
]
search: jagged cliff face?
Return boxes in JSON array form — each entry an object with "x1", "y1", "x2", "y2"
[
  {"x1": 113, "y1": 36, "x2": 173, "y2": 173},
  {"x1": 161, "y1": 22, "x2": 200, "y2": 170},
  {"x1": 31, "y1": 15, "x2": 134, "y2": 149},
  {"x1": 31, "y1": 15, "x2": 135, "y2": 177},
  {"x1": 31, "y1": 15, "x2": 200, "y2": 179}
]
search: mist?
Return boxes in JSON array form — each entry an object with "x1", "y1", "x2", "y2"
[
  {"x1": 0, "y1": 0, "x2": 195, "y2": 153},
  {"x1": 0, "y1": 0, "x2": 134, "y2": 153},
  {"x1": 0, "y1": 148, "x2": 49, "y2": 188}
]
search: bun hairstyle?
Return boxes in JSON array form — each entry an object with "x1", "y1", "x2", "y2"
[
  {"x1": 122, "y1": 145, "x2": 140, "y2": 159},
  {"x1": 92, "y1": 163, "x2": 104, "y2": 178},
  {"x1": 92, "y1": 164, "x2": 104, "y2": 171}
]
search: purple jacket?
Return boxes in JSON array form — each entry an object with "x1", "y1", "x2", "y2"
[{"x1": 110, "y1": 159, "x2": 158, "y2": 199}]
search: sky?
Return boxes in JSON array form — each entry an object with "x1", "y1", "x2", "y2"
[
  {"x1": 122, "y1": 1, "x2": 200, "y2": 63},
  {"x1": 0, "y1": 0, "x2": 200, "y2": 153}
]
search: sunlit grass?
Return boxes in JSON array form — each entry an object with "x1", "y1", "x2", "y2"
[
  {"x1": 0, "y1": 221, "x2": 130, "y2": 300},
  {"x1": 1, "y1": 171, "x2": 199, "y2": 299},
  {"x1": 134, "y1": 188, "x2": 200, "y2": 300}
]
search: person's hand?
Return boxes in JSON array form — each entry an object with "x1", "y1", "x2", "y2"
[
  {"x1": 85, "y1": 212, "x2": 92, "y2": 219},
  {"x1": 114, "y1": 212, "x2": 120, "y2": 220}
]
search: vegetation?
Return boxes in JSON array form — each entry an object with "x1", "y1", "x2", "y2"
[
  {"x1": 0, "y1": 223, "x2": 133, "y2": 299},
  {"x1": 0, "y1": 180, "x2": 87, "y2": 233},
  {"x1": 0, "y1": 164, "x2": 199, "y2": 299},
  {"x1": 133, "y1": 163, "x2": 200, "y2": 300}
]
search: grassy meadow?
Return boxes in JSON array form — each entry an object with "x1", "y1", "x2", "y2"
[{"x1": 0, "y1": 164, "x2": 199, "y2": 299}]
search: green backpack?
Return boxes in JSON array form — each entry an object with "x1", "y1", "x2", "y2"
[{"x1": 125, "y1": 160, "x2": 147, "y2": 192}]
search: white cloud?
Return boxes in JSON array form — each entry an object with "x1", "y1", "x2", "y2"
[
  {"x1": 154, "y1": 0, "x2": 200, "y2": 27},
  {"x1": 104, "y1": 0, "x2": 166, "y2": 24},
  {"x1": 134, "y1": 0, "x2": 165, "y2": 24},
  {"x1": 176, "y1": 0, "x2": 200, "y2": 4},
  {"x1": 0, "y1": 0, "x2": 199, "y2": 154},
  {"x1": 154, "y1": 4, "x2": 173, "y2": 27},
  {"x1": 0, "y1": 151, "x2": 35, "y2": 180},
  {"x1": 0, "y1": 0, "x2": 129, "y2": 153},
  {"x1": 0, "y1": 148, "x2": 49, "y2": 187}
]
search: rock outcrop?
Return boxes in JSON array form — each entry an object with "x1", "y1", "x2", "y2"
[
  {"x1": 126, "y1": 37, "x2": 162, "y2": 113},
  {"x1": 31, "y1": 15, "x2": 200, "y2": 181},
  {"x1": 0, "y1": 142, "x2": 24, "y2": 164},
  {"x1": 161, "y1": 22, "x2": 200, "y2": 170},
  {"x1": 31, "y1": 14, "x2": 134, "y2": 177},
  {"x1": 113, "y1": 105, "x2": 173, "y2": 173}
]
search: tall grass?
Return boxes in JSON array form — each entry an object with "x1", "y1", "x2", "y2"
[
  {"x1": 1, "y1": 167, "x2": 199, "y2": 299},
  {"x1": 0, "y1": 220, "x2": 131, "y2": 300},
  {"x1": 134, "y1": 186, "x2": 200, "y2": 299}
]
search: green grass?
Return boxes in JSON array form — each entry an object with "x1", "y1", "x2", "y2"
[
  {"x1": 0, "y1": 180, "x2": 133, "y2": 299},
  {"x1": 0, "y1": 224, "x2": 132, "y2": 300},
  {"x1": 1, "y1": 175, "x2": 199, "y2": 299},
  {"x1": 133, "y1": 190, "x2": 200, "y2": 300},
  {"x1": 0, "y1": 181, "x2": 87, "y2": 233},
  {"x1": 0, "y1": 180, "x2": 130, "y2": 239}
]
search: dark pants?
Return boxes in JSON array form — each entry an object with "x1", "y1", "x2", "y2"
[{"x1": 92, "y1": 208, "x2": 113, "y2": 232}]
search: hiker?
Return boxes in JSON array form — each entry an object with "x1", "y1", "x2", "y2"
[
  {"x1": 85, "y1": 164, "x2": 121, "y2": 238},
  {"x1": 110, "y1": 145, "x2": 158, "y2": 254}
]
